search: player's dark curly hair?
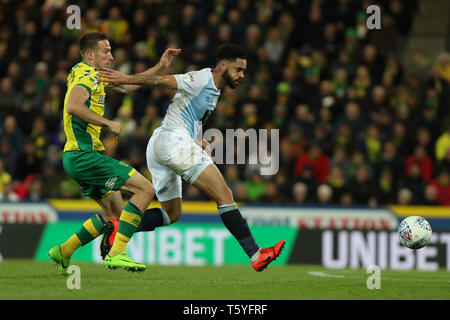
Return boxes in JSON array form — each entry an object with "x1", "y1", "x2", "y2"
[{"x1": 216, "y1": 44, "x2": 247, "y2": 64}]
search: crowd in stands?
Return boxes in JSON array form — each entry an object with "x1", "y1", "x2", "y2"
[{"x1": 0, "y1": 0, "x2": 449, "y2": 206}]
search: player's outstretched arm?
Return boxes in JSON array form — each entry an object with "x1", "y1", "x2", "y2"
[
  {"x1": 104, "y1": 48, "x2": 181, "y2": 94},
  {"x1": 67, "y1": 85, "x2": 121, "y2": 138},
  {"x1": 99, "y1": 69, "x2": 178, "y2": 90}
]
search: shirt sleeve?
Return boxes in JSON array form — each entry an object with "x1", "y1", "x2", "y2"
[
  {"x1": 73, "y1": 69, "x2": 99, "y2": 93},
  {"x1": 173, "y1": 71, "x2": 206, "y2": 97}
]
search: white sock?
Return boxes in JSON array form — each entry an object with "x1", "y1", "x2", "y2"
[{"x1": 250, "y1": 249, "x2": 261, "y2": 263}]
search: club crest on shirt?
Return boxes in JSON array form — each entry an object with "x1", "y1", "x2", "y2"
[{"x1": 182, "y1": 73, "x2": 195, "y2": 83}]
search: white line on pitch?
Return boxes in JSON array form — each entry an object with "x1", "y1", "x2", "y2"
[{"x1": 307, "y1": 271, "x2": 345, "y2": 278}]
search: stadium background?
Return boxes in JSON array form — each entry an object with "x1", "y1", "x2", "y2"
[{"x1": 0, "y1": 0, "x2": 449, "y2": 271}]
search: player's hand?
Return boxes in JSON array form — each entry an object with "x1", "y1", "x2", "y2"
[
  {"x1": 107, "y1": 120, "x2": 122, "y2": 138},
  {"x1": 201, "y1": 138, "x2": 210, "y2": 150},
  {"x1": 98, "y1": 68, "x2": 130, "y2": 85},
  {"x1": 159, "y1": 48, "x2": 181, "y2": 68}
]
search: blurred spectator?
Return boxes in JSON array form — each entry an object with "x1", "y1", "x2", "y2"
[
  {"x1": 244, "y1": 170, "x2": 266, "y2": 202},
  {"x1": 292, "y1": 164, "x2": 318, "y2": 198},
  {"x1": 260, "y1": 181, "x2": 284, "y2": 203},
  {"x1": 224, "y1": 165, "x2": 240, "y2": 193},
  {"x1": 0, "y1": 159, "x2": 12, "y2": 193},
  {"x1": 404, "y1": 145, "x2": 433, "y2": 182},
  {"x1": 27, "y1": 177, "x2": 43, "y2": 201},
  {"x1": 0, "y1": 115, "x2": 25, "y2": 155},
  {"x1": 291, "y1": 182, "x2": 309, "y2": 204},
  {"x1": 397, "y1": 163, "x2": 427, "y2": 204},
  {"x1": 14, "y1": 139, "x2": 42, "y2": 181},
  {"x1": 0, "y1": 138, "x2": 17, "y2": 176},
  {"x1": 423, "y1": 184, "x2": 440, "y2": 206},
  {"x1": 0, "y1": 182, "x2": 19, "y2": 202},
  {"x1": 317, "y1": 184, "x2": 333, "y2": 205},
  {"x1": 330, "y1": 145, "x2": 350, "y2": 180},
  {"x1": 326, "y1": 165, "x2": 346, "y2": 203},
  {"x1": 340, "y1": 191, "x2": 354, "y2": 206},
  {"x1": 293, "y1": 143, "x2": 330, "y2": 184},
  {"x1": 60, "y1": 178, "x2": 81, "y2": 199},
  {"x1": 333, "y1": 122, "x2": 354, "y2": 153},
  {"x1": 415, "y1": 127, "x2": 434, "y2": 159},
  {"x1": 436, "y1": 124, "x2": 450, "y2": 162},
  {"x1": 336, "y1": 101, "x2": 365, "y2": 138},
  {"x1": 428, "y1": 168, "x2": 450, "y2": 206},
  {"x1": 397, "y1": 188, "x2": 413, "y2": 205},
  {"x1": 375, "y1": 169, "x2": 395, "y2": 204},
  {"x1": 264, "y1": 27, "x2": 285, "y2": 65},
  {"x1": 13, "y1": 174, "x2": 34, "y2": 200},
  {"x1": 289, "y1": 104, "x2": 315, "y2": 139},
  {"x1": 114, "y1": 105, "x2": 137, "y2": 139},
  {"x1": 140, "y1": 104, "x2": 163, "y2": 138},
  {"x1": 0, "y1": 77, "x2": 17, "y2": 118},
  {"x1": 30, "y1": 117, "x2": 50, "y2": 159},
  {"x1": 102, "y1": 6, "x2": 129, "y2": 45},
  {"x1": 353, "y1": 65, "x2": 371, "y2": 100},
  {"x1": 377, "y1": 140, "x2": 403, "y2": 183},
  {"x1": 348, "y1": 165, "x2": 375, "y2": 205},
  {"x1": 41, "y1": 163, "x2": 64, "y2": 198},
  {"x1": 234, "y1": 182, "x2": 248, "y2": 202},
  {"x1": 358, "y1": 123, "x2": 382, "y2": 165}
]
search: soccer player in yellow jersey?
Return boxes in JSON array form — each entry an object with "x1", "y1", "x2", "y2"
[{"x1": 48, "y1": 32, "x2": 180, "y2": 273}]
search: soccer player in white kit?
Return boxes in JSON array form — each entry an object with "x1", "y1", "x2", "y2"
[{"x1": 99, "y1": 44, "x2": 284, "y2": 271}]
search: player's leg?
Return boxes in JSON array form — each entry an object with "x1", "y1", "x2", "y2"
[
  {"x1": 136, "y1": 129, "x2": 184, "y2": 231},
  {"x1": 100, "y1": 134, "x2": 183, "y2": 256},
  {"x1": 193, "y1": 163, "x2": 285, "y2": 271},
  {"x1": 101, "y1": 197, "x2": 182, "y2": 259},
  {"x1": 136, "y1": 198, "x2": 182, "y2": 232},
  {"x1": 95, "y1": 191, "x2": 125, "y2": 260},
  {"x1": 106, "y1": 170, "x2": 155, "y2": 258},
  {"x1": 49, "y1": 191, "x2": 124, "y2": 275},
  {"x1": 192, "y1": 163, "x2": 259, "y2": 257},
  {"x1": 104, "y1": 170, "x2": 155, "y2": 271},
  {"x1": 49, "y1": 152, "x2": 123, "y2": 275}
]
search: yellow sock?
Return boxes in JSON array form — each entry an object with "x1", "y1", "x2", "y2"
[
  {"x1": 108, "y1": 233, "x2": 131, "y2": 257},
  {"x1": 60, "y1": 214, "x2": 105, "y2": 259},
  {"x1": 60, "y1": 234, "x2": 82, "y2": 259},
  {"x1": 108, "y1": 202, "x2": 143, "y2": 257}
]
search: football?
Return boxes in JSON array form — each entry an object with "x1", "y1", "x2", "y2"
[{"x1": 398, "y1": 216, "x2": 432, "y2": 249}]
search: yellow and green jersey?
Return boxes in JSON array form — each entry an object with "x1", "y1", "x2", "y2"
[{"x1": 63, "y1": 61, "x2": 107, "y2": 152}]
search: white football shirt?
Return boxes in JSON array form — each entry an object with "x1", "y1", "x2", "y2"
[{"x1": 160, "y1": 68, "x2": 221, "y2": 138}]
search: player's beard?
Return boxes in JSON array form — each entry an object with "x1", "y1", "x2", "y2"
[{"x1": 223, "y1": 68, "x2": 238, "y2": 89}]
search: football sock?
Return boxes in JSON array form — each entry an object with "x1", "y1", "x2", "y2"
[
  {"x1": 108, "y1": 201, "x2": 144, "y2": 257},
  {"x1": 218, "y1": 203, "x2": 260, "y2": 259},
  {"x1": 136, "y1": 207, "x2": 171, "y2": 232},
  {"x1": 60, "y1": 213, "x2": 105, "y2": 259}
]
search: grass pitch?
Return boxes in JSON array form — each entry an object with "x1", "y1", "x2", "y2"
[{"x1": 0, "y1": 259, "x2": 449, "y2": 300}]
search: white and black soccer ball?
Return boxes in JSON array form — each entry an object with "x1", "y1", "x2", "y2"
[{"x1": 398, "y1": 216, "x2": 432, "y2": 249}]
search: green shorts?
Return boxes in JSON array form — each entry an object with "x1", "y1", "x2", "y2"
[{"x1": 63, "y1": 150, "x2": 136, "y2": 200}]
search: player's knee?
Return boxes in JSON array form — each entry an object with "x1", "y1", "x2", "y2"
[
  {"x1": 102, "y1": 210, "x2": 120, "y2": 221},
  {"x1": 136, "y1": 179, "x2": 155, "y2": 200},
  {"x1": 101, "y1": 205, "x2": 121, "y2": 220}
]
